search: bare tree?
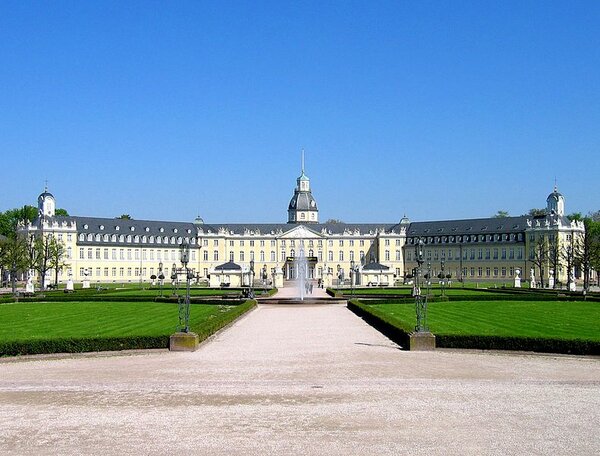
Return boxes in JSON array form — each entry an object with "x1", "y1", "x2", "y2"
[
  {"x1": 561, "y1": 231, "x2": 583, "y2": 291},
  {"x1": 547, "y1": 234, "x2": 561, "y2": 289},
  {"x1": 48, "y1": 237, "x2": 69, "y2": 287},
  {"x1": 530, "y1": 236, "x2": 547, "y2": 288},
  {"x1": 581, "y1": 218, "x2": 600, "y2": 292}
]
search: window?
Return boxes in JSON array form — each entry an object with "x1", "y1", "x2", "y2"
[
  {"x1": 120, "y1": 249, "x2": 125, "y2": 260},
  {"x1": 260, "y1": 240, "x2": 265, "y2": 247},
  {"x1": 79, "y1": 248, "x2": 84, "y2": 259},
  {"x1": 509, "y1": 248, "x2": 515, "y2": 259},
  {"x1": 112, "y1": 268, "x2": 116, "y2": 277},
  {"x1": 328, "y1": 251, "x2": 333, "y2": 261},
  {"x1": 478, "y1": 267, "x2": 482, "y2": 277},
  {"x1": 67, "y1": 247, "x2": 72, "y2": 259},
  {"x1": 385, "y1": 239, "x2": 390, "y2": 246},
  {"x1": 339, "y1": 240, "x2": 344, "y2": 247},
  {"x1": 385, "y1": 250, "x2": 390, "y2": 261},
  {"x1": 213, "y1": 250, "x2": 219, "y2": 261},
  {"x1": 230, "y1": 240, "x2": 234, "y2": 247},
  {"x1": 250, "y1": 240, "x2": 254, "y2": 247},
  {"x1": 67, "y1": 234, "x2": 72, "y2": 242},
  {"x1": 203, "y1": 251, "x2": 208, "y2": 261},
  {"x1": 95, "y1": 248, "x2": 101, "y2": 259},
  {"x1": 119, "y1": 268, "x2": 124, "y2": 277},
  {"x1": 493, "y1": 248, "x2": 498, "y2": 260},
  {"x1": 396, "y1": 250, "x2": 401, "y2": 261},
  {"x1": 230, "y1": 252, "x2": 234, "y2": 262},
  {"x1": 87, "y1": 248, "x2": 93, "y2": 259},
  {"x1": 103, "y1": 248, "x2": 108, "y2": 260},
  {"x1": 127, "y1": 268, "x2": 132, "y2": 276},
  {"x1": 260, "y1": 251, "x2": 265, "y2": 261},
  {"x1": 338, "y1": 251, "x2": 344, "y2": 261},
  {"x1": 104, "y1": 268, "x2": 109, "y2": 277},
  {"x1": 127, "y1": 249, "x2": 132, "y2": 260},
  {"x1": 250, "y1": 251, "x2": 255, "y2": 261},
  {"x1": 214, "y1": 240, "x2": 219, "y2": 247},
  {"x1": 486, "y1": 267, "x2": 491, "y2": 277},
  {"x1": 135, "y1": 249, "x2": 140, "y2": 260},
  {"x1": 485, "y1": 249, "x2": 490, "y2": 260},
  {"x1": 349, "y1": 251, "x2": 354, "y2": 262},
  {"x1": 240, "y1": 251, "x2": 245, "y2": 261},
  {"x1": 501, "y1": 248, "x2": 506, "y2": 259},
  {"x1": 271, "y1": 251, "x2": 276, "y2": 262}
]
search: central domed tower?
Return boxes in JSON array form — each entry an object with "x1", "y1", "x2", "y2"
[{"x1": 287, "y1": 153, "x2": 319, "y2": 224}]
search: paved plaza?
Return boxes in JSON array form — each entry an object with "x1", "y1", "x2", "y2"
[{"x1": 1, "y1": 301, "x2": 599, "y2": 455}]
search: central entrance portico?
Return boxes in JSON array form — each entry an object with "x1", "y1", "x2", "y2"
[{"x1": 279, "y1": 224, "x2": 324, "y2": 280}]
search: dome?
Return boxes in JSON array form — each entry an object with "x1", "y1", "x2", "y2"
[
  {"x1": 288, "y1": 191, "x2": 318, "y2": 211},
  {"x1": 400, "y1": 215, "x2": 410, "y2": 224},
  {"x1": 193, "y1": 215, "x2": 204, "y2": 225},
  {"x1": 38, "y1": 190, "x2": 54, "y2": 201}
]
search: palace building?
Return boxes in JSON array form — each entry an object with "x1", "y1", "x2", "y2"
[{"x1": 22, "y1": 165, "x2": 587, "y2": 289}]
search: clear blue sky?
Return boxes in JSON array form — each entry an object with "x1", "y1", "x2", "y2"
[{"x1": 1, "y1": 1, "x2": 599, "y2": 223}]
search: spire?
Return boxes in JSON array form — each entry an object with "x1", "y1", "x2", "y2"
[
  {"x1": 301, "y1": 149, "x2": 305, "y2": 174},
  {"x1": 44, "y1": 179, "x2": 48, "y2": 193},
  {"x1": 554, "y1": 177, "x2": 558, "y2": 193}
]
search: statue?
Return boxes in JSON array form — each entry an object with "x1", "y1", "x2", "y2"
[
  {"x1": 514, "y1": 268, "x2": 521, "y2": 288},
  {"x1": 82, "y1": 268, "x2": 90, "y2": 289},
  {"x1": 569, "y1": 268, "x2": 576, "y2": 292},
  {"x1": 548, "y1": 269, "x2": 555, "y2": 289},
  {"x1": 25, "y1": 270, "x2": 35, "y2": 294},
  {"x1": 530, "y1": 268, "x2": 536, "y2": 289},
  {"x1": 66, "y1": 275, "x2": 74, "y2": 292}
]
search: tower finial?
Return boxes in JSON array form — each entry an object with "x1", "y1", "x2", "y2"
[
  {"x1": 44, "y1": 179, "x2": 48, "y2": 192},
  {"x1": 301, "y1": 149, "x2": 305, "y2": 173},
  {"x1": 554, "y1": 177, "x2": 557, "y2": 192}
]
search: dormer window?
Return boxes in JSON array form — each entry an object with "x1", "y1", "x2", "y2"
[
  {"x1": 160, "y1": 227, "x2": 164, "y2": 233},
  {"x1": 83, "y1": 224, "x2": 88, "y2": 229},
  {"x1": 130, "y1": 226, "x2": 135, "y2": 232},
  {"x1": 100, "y1": 225, "x2": 104, "y2": 230},
  {"x1": 115, "y1": 226, "x2": 120, "y2": 231}
]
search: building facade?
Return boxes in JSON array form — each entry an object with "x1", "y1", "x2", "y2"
[{"x1": 22, "y1": 169, "x2": 587, "y2": 288}]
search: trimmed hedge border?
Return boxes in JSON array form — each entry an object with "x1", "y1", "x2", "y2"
[
  {"x1": 348, "y1": 300, "x2": 600, "y2": 356},
  {"x1": 0, "y1": 300, "x2": 256, "y2": 357}
]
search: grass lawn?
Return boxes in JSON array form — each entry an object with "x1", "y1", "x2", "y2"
[
  {"x1": 0, "y1": 300, "x2": 254, "y2": 356},
  {"x1": 335, "y1": 287, "x2": 511, "y2": 298},
  {"x1": 366, "y1": 300, "x2": 600, "y2": 341}
]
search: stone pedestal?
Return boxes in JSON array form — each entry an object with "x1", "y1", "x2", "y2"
[
  {"x1": 66, "y1": 279, "x2": 74, "y2": 292},
  {"x1": 169, "y1": 332, "x2": 199, "y2": 352},
  {"x1": 274, "y1": 268, "x2": 284, "y2": 289},
  {"x1": 25, "y1": 281, "x2": 35, "y2": 294},
  {"x1": 409, "y1": 331, "x2": 436, "y2": 351},
  {"x1": 82, "y1": 280, "x2": 90, "y2": 289}
]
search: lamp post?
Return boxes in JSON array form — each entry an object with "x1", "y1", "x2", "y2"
[
  {"x1": 262, "y1": 264, "x2": 267, "y2": 293},
  {"x1": 414, "y1": 239, "x2": 429, "y2": 332},
  {"x1": 439, "y1": 258, "x2": 446, "y2": 297},
  {"x1": 171, "y1": 262, "x2": 178, "y2": 296},
  {"x1": 178, "y1": 241, "x2": 191, "y2": 333},
  {"x1": 158, "y1": 261, "x2": 164, "y2": 297},
  {"x1": 249, "y1": 259, "x2": 255, "y2": 298},
  {"x1": 350, "y1": 260, "x2": 355, "y2": 298},
  {"x1": 169, "y1": 241, "x2": 199, "y2": 351}
]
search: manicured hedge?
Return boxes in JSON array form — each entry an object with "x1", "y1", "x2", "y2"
[{"x1": 348, "y1": 300, "x2": 600, "y2": 355}]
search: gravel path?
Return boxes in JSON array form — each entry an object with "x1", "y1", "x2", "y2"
[{"x1": 1, "y1": 303, "x2": 599, "y2": 455}]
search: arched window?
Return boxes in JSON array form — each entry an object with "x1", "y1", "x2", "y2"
[
  {"x1": 126, "y1": 234, "x2": 132, "y2": 243},
  {"x1": 170, "y1": 236, "x2": 176, "y2": 244},
  {"x1": 290, "y1": 249, "x2": 295, "y2": 257},
  {"x1": 95, "y1": 234, "x2": 101, "y2": 242},
  {"x1": 142, "y1": 235, "x2": 147, "y2": 243},
  {"x1": 163, "y1": 236, "x2": 169, "y2": 244},
  {"x1": 79, "y1": 233, "x2": 85, "y2": 241},
  {"x1": 156, "y1": 237, "x2": 161, "y2": 244},
  {"x1": 87, "y1": 233, "x2": 93, "y2": 241},
  {"x1": 134, "y1": 235, "x2": 139, "y2": 243},
  {"x1": 308, "y1": 249, "x2": 314, "y2": 257},
  {"x1": 177, "y1": 236, "x2": 183, "y2": 244},
  {"x1": 103, "y1": 234, "x2": 109, "y2": 242},
  {"x1": 111, "y1": 234, "x2": 117, "y2": 242},
  {"x1": 149, "y1": 236, "x2": 154, "y2": 243},
  {"x1": 119, "y1": 234, "x2": 125, "y2": 243}
]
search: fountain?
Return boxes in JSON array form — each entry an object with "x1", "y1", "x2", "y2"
[{"x1": 295, "y1": 241, "x2": 308, "y2": 301}]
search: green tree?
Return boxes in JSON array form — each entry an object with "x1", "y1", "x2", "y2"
[
  {"x1": 581, "y1": 218, "x2": 600, "y2": 291},
  {"x1": 324, "y1": 219, "x2": 344, "y2": 224},
  {"x1": 55, "y1": 208, "x2": 69, "y2": 216},
  {"x1": 567, "y1": 212, "x2": 583, "y2": 221},
  {"x1": 587, "y1": 210, "x2": 600, "y2": 222},
  {"x1": 0, "y1": 205, "x2": 38, "y2": 237},
  {"x1": 117, "y1": 214, "x2": 132, "y2": 220},
  {"x1": 524, "y1": 208, "x2": 546, "y2": 217},
  {"x1": 0, "y1": 235, "x2": 29, "y2": 294},
  {"x1": 493, "y1": 210, "x2": 509, "y2": 218}
]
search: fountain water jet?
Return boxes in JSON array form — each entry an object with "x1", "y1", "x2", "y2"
[{"x1": 294, "y1": 241, "x2": 308, "y2": 301}]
